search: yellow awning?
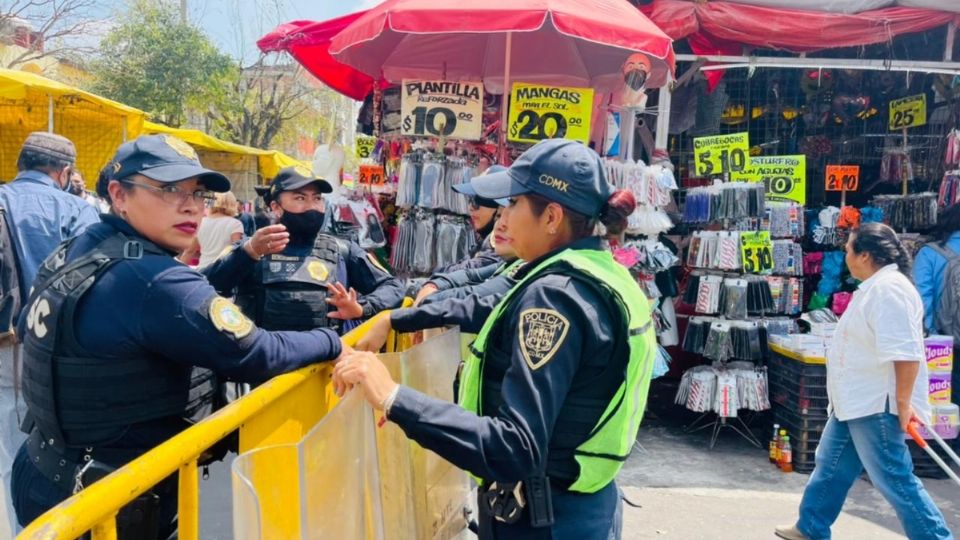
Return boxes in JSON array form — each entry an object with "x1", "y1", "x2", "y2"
[
  {"x1": 143, "y1": 121, "x2": 309, "y2": 181},
  {"x1": 0, "y1": 69, "x2": 146, "y2": 185}
]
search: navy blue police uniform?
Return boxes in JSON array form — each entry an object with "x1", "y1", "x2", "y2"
[
  {"x1": 235, "y1": 168, "x2": 403, "y2": 333},
  {"x1": 421, "y1": 260, "x2": 524, "y2": 306},
  {"x1": 381, "y1": 141, "x2": 654, "y2": 539},
  {"x1": 11, "y1": 136, "x2": 343, "y2": 536}
]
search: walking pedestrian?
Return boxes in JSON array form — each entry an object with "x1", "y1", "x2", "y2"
[{"x1": 776, "y1": 223, "x2": 954, "y2": 540}]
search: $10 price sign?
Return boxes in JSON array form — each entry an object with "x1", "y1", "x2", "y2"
[
  {"x1": 733, "y1": 155, "x2": 807, "y2": 206},
  {"x1": 740, "y1": 231, "x2": 774, "y2": 274},
  {"x1": 400, "y1": 80, "x2": 484, "y2": 140},
  {"x1": 693, "y1": 133, "x2": 749, "y2": 176},
  {"x1": 508, "y1": 83, "x2": 594, "y2": 144}
]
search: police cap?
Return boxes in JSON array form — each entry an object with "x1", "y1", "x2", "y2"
[
  {"x1": 112, "y1": 135, "x2": 230, "y2": 192},
  {"x1": 467, "y1": 139, "x2": 613, "y2": 218},
  {"x1": 452, "y1": 165, "x2": 508, "y2": 208},
  {"x1": 261, "y1": 166, "x2": 333, "y2": 204}
]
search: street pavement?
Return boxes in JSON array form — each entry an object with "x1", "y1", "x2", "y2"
[{"x1": 199, "y1": 381, "x2": 960, "y2": 539}]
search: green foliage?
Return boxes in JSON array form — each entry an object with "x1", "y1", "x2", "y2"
[{"x1": 90, "y1": 0, "x2": 233, "y2": 127}]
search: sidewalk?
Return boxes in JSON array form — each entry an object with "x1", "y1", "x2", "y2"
[{"x1": 616, "y1": 390, "x2": 960, "y2": 540}]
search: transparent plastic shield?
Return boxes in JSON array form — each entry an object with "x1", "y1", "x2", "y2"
[{"x1": 232, "y1": 328, "x2": 470, "y2": 539}]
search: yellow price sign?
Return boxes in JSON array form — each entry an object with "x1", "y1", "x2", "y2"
[
  {"x1": 355, "y1": 136, "x2": 376, "y2": 159},
  {"x1": 740, "y1": 231, "x2": 774, "y2": 274},
  {"x1": 733, "y1": 155, "x2": 806, "y2": 206},
  {"x1": 889, "y1": 94, "x2": 926, "y2": 130},
  {"x1": 692, "y1": 132, "x2": 749, "y2": 176},
  {"x1": 508, "y1": 83, "x2": 594, "y2": 144}
]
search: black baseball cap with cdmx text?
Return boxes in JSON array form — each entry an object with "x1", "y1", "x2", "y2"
[
  {"x1": 467, "y1": 139, "x2": 613, "y2": 217},
  {"x1": 112, "y1": 135, "x2": 230, "y2": 192},
  {"x1": 255, "y1": 166, "x2": 333, "y2": 204}
]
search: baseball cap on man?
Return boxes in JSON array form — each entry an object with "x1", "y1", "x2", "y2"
[
  {"x1": 467, "y1": 139, "x2": 613, "y2": 218},
  {"x1": 452, "y1": 165, "x2": 509, "y2": 207},
  {"x1": 260, "y1": 166, "x2": 333, "y2": 204},
  {"x1": 112, "y1": 135, "x2": 230, "y2": 192}
]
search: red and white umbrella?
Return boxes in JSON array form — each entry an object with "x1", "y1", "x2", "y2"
[{"x1": 328, "y1": 0, "x2": 675, "y2": 94}]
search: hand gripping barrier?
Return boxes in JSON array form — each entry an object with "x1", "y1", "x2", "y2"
[{"x1": 17, "y1": 300, "x2": 470, "y2": 540}]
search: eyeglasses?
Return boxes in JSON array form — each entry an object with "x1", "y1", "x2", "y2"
[{"x1": 121, "y1": 180, "x2": 215, "y2": 206}]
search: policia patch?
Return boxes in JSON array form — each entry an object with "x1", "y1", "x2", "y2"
[
  {"x1": 209, "y1": 296, "x2": 253, "y2": 338},
  {"x1": 518, "y1": 309, "x2": 569, "y2": 370}
]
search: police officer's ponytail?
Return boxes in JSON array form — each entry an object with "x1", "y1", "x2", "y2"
[{"x1": 598, "y1": 190, "x2": 636, "y2": 236}]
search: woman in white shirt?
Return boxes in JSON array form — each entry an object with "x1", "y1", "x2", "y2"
[
  {"x1": 197, "y1": 191, "x2": 244, "y2": 268},
  {"x1": 776, "y1": 223, "x2": 953, "y2": 540}
]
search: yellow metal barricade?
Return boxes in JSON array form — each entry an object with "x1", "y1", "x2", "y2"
[
  {"x1": 231, "y1": 329, "x2": 471, "y2": 540},
  {"x1": 16, "y1": 301, "x2": 473, "y2": 540}
]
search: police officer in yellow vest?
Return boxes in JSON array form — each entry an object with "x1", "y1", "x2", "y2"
[{"x1": 335, "y1": 139, "x2": 655, "y2": 540}]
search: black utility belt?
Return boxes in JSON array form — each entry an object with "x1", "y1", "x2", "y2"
[
  {"x1": 26, "y1": 428, "x2": 139, "y2": 494},
  {"x1": 481, "y1": 476, "x2": 555, "y2": 528}
]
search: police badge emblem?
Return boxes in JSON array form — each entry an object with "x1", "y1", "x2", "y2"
[
  {"x1": 518, "y1": 309, "x2": 569, "y2": 370},
  {"x1": 307, "y1": 260, "x2": 330, "y2": 282},
  {"x1": 162, "y1": 135, "x2": 199, "y2": 160},
  {"x1": 209, "y1": 296, "x2": 253, "y2": 338}
]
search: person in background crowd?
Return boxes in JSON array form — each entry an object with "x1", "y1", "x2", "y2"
[
  {"x1": 69, "y1": 170, "x2": 109, "y2": 213},
  {"x1": 234, "y1": 167, "x2": 404, "y2": 335},
  {"x1": 238, "y1": 204, "x2": 257, "y2": 237},
  {"x1": 914, "y1": 203, "x2": 960, "y2": 332},
  {"x1": 197, "y1": 191, "x2": 244, "y2": 269},
  {"x1": 419, "y1": 165, "x2": 507, "y2": 299},
  {"x1": 11, "y1": 135, "x2": 345, "y2": 537},
  {"x1": 340, "y1": 139, "x2": 654, "y2": 539},
  {"x1": 776, "y1": 223, "x2": 953, "y2": 540},
  {"x1": 0, "y1": 132, "x2": 100, "y2": 538}
]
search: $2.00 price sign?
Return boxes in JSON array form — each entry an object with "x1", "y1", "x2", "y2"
[
  {"x1": 740, "y1": 231, "x2": 774, "y2": 274},
  {"x1": 508, "y1": 83, "x2": 594, "y2": 144},
  {"x1": 825, "y1": 165, "x2": 860, "y2": 192},
  {"x1": 400, "y1": 80, "x2": 484, "y2": 140},
  {"x1": 733, "y1": 155, "x2": 807, "y2": 206},
  {"x1": 889, "y1": 93, "x2": 926, "y2": 131},
  {"x1": 355, "y1": 136, "x2": 376, "y2": 159},
  {"x1": 692, "y1": 132, "x2": 749, "y2": 176},
  {"x1": 358, "y1": 165, "x2": 385, "y2": 186}
]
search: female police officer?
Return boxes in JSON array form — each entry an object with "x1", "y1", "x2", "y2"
[
  {"x1": 335, "y1": 139, "x2": 655, "y2": 540},
  {"x1": 12, "y1": 135, "x2": 346, "y2": 536}
]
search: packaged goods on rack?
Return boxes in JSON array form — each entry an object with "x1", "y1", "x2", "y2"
[
  {"x1": 395, "y1": 150, "x2": 473, "y2": 213},
  {"x1": 675, "y1": 363, "x2": 770, "y2": 417},
  {"x1": 767, "y1": 202, "x2": 805, "y2": 239},
  {"x1": 682, "y1": 182, "x2": 766, "y2": 224},
  {"x1": 326, "y1": 193, "x2": 387, "y2": 249},
  {"x1": 390, "y1": 209, "x2": 475, "y2": 275},
  {"x1": 871, "y1": 193, "x2": 938, "y2": 231},
  {"x1": 938, "y1": 170, "x2": 960, "y2": 208},
  {"x1": 879, "y1": 147, "x2": 915, "y2": 184}
]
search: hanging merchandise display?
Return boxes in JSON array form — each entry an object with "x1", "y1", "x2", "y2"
[
  {"x1": 871, "y1": 193, "x2": 938, "y2": 231},
  {"x1": 682, "y1": 182, "x2": 767, "y2": 223}
]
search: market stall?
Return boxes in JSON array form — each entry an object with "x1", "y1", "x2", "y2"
[
  {"x1": 143, "y1": 122, "x2": 310, "y2": 202},
  {"x1": 0, "y1": 69, "x2": 146, "y2": 186}
]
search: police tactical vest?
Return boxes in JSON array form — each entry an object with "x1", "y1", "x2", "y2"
[
  {"x1": 20, "y1": 231, "x2": 214, "y2": 450},
  {"x1": 237, "y1": 234, "x2": 346, "y2": 332},
  {"x1": 459, "y1": 248, "x2": 655, "y2": 493}
]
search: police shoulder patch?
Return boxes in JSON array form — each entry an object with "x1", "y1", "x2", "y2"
[
  {"x1": 518, "y1": 308, "x2": 570, "y2": 370},
  {"x1": 209, "y1": 296, "x2": 253, "y2": 339},
  {"x1": 307, "y1": 260, "x2": 330, "y2": 282}
]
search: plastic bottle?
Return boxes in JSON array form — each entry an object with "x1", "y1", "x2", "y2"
[
  {"x1": 780, "y1": 435, "x2": 793, "y2": 472},
  {"x1": 769, "y1": 423, "x2": 781, "y2": 464},
  {"x1": 775, "y1": 428, "x2": 787, "y2": 463}
]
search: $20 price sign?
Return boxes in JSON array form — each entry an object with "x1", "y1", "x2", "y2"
[
  {"x1": 508, "y1": 83, "x2": 594, "y2": 144},
  {"x1": 400, "y1": 80, "x2": 484, "y2": 140},
  {"x1": 740, "y1": 231, "x2": 774, "y2": 274}
]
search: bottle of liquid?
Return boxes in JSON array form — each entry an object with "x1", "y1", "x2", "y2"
[
  {"x1": 779, "y1": 435, "x2": 793, "y2": 473},
  {"x1": 775, "y1": 428, "x2": 787, "y2": 463},
  {"x1": 769, "y1": 423, "x2": 781, "y2": 464}
]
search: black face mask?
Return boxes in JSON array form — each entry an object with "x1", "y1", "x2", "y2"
[
  {"x1": 279, "y1": 209, "x2": 325, "y2": 245},
  {"x1": 624, "y1": 69, "x2": 648, "y2": 91}
]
